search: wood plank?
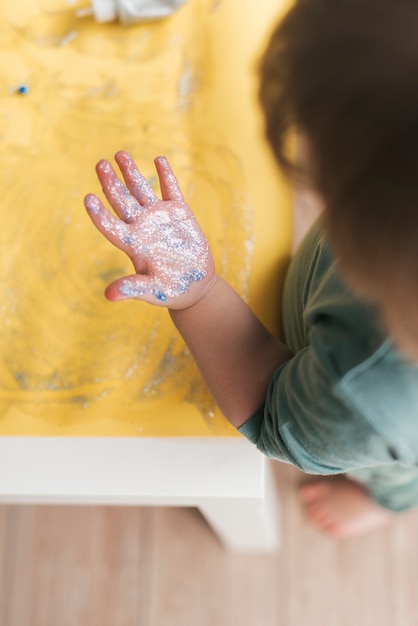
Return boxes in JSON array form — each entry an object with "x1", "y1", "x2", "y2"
[{"x1": 1, "y1": 464, "x2": 418, "y2": 626}]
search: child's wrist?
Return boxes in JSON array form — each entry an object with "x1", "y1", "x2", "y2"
[{"x1": 168, "y1": 273, "x2": 220, "y2": 313}]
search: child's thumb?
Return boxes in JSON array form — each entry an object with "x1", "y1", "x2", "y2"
[{"x1": 105, "y1": 274, "x2": 167, "y2": 305}]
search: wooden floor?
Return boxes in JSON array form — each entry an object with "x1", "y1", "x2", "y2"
[{"x1": 1, "y1": 462, "x2": 418, "y2": 626}]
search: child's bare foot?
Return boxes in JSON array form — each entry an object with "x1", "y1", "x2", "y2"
[{"x1": 299, "y1": 476, "x2": 393, "y2": 537}]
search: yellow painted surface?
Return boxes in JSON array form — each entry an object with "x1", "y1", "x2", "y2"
[{"x1": 0, "y1": 0, "x2": 292, "y2": 436}]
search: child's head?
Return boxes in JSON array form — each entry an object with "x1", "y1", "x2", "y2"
[{"x1": 259, "y1": 0, "x2": 418, "y2": 359}]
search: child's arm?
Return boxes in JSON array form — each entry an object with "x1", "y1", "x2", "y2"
[
  {"x1": 169, "y1": 278, "x2": 293, "y2": 427},
  {"x1": 85, "y1": 151, "x2": 293, "y2": 428}
]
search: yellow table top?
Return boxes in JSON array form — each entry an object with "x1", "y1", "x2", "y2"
[{"x1": 0, "y1": 0, "x2": 292, "y2": 437}]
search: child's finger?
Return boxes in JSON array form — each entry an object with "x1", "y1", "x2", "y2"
[
  {"x1": 84, "y1": 193, "x2": 132, "y2": 249},
  {"x1": 154, "y1": 156, "x2": 185, "y2": 202},
  {"x1": 96, "y1": 159, "x2": 142, "y2": 223},
  {"x1": 105, "y1": 274, "x2": 168, "y2": 305},
  {"x1": 115, "y1": 151, "x2": 158, "y2": 207}
]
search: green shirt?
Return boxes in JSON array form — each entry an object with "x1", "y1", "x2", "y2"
[{"x1": 239, "y1": 220, "x2": 418, "y2": 475}]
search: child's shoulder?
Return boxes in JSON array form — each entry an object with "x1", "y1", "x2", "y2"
[
  {"x1": 287, "y1": 217, "x2": 418, "y2": 375},
  {"x1": 283, "y1": 218, "x2": 383, "y2": 360}
]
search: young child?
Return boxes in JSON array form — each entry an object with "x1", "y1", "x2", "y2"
[{"x1": 85, "y1": 0, "x2": 418, "y2": 537}]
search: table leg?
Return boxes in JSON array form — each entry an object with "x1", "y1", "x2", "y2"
[{"x1": 199, "y1": 460, "x2": 280, "y2": 552}]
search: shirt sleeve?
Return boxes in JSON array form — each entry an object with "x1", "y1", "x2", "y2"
[
  {"x1": 238, "y1": 324, "x2": 396, "y2": 475},
  {"x1": 239, "y1": 222, "x2": 418, "y2": 474}
]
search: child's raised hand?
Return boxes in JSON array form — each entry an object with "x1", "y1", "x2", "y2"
[{"x1": 84, "y1": 151, "x2": 216, "y2": 309}]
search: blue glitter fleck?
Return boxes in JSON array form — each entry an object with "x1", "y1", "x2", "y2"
[
  {"x1": 190, "y1": 270, "x2": 205, "y2": 281},
  {"x1": 122, "y1": 234, "x2": 137, "y2": 246},
  {"x1": 155, "y1": 290, "x2": 167, "y2": 302},
  {"x1": 16, "y1": 84, "x2": 29, "y2": 95}
]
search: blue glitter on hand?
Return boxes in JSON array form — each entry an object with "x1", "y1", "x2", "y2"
[
  {"x1": 16, "y1": 84, "x2": 29, "y2": 95},
  {"x1": 190, "y1": 270, "x2": 205, "y2": 281},
  {"x1": 155, "y1": 290, "x2": 167, "y2": 302},
  {"x1": 120, "y1": 282, "x2": 145, "y2": 298}
]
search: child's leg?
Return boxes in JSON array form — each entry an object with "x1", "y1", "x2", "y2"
[{"x1": 299, "y1": 464, "x2": 418, "y2": 537}]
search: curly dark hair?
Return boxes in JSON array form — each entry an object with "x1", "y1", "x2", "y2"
[{"x1": 259, "y1": 0, "x2": 418, "y2": 347}]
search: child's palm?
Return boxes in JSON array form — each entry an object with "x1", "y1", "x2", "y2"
[{"x1": 85, "y1": 151, "x2": 215, "y2": 309}]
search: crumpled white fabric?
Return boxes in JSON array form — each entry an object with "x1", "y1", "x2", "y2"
[{"x1": 92, "y1": 0, "x2": 188, "y2": 23}]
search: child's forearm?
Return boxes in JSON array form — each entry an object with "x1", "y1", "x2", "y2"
[{"x1": 170, "y1": 275, "x2": 293, "y2": 428}]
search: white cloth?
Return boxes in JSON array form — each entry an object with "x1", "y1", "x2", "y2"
[{"x1": 92, "y1": 0, "x2": 188, "y2": 23}]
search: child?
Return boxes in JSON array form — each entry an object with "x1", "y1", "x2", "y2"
[{"x1": 85, "y1": 0, "x2": 418, "y2": 537}]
